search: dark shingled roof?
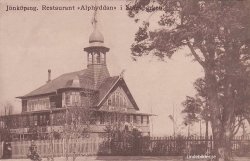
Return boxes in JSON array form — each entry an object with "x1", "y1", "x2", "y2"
[
  {"x1": 19, "y1": 70, "x2": 86, "y2": 98},
  {"x1": 93, "y1": 76, "x2": 120, "y2": 106},
  {"x1": 17, "y1": 70, "x2": 118, "y2": 100},
  {"x1": 17, "y1": 70, "x2": 139, "y2": 110},
  {"x1": 94, "y1": 76, "x2": 140, "y2": 110}
]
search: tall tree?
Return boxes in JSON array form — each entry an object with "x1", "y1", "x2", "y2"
[
  {"x1": 182, "y1": 78, "x2": 210, "y2": 139},
  {"x1": 127, "y1": 1, "x2": 250, "y2": 160}
]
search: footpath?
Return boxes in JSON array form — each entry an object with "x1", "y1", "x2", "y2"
[{"x1": 1, "y1": 156, "x2": 250, "y2": 161}]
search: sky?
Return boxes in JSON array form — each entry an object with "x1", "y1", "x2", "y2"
[{"x1": 0, "y1": 0, "x2": 205, "y2": 136}]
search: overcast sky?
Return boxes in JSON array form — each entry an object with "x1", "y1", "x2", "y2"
[{"x1": 0, "y1": 0, "x2": 204, "y2": 136}]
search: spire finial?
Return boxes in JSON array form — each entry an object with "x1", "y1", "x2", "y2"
[{"x1": 91, "y1": 1, "x2": 98, "y2": 28}]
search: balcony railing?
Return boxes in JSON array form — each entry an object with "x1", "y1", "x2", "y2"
[
  {"x1": 9, "y1": 123, "x2": 149, "y2": 135},
  {"x1": 10, "y1": 128, "x2": 29, "y2": 134}
]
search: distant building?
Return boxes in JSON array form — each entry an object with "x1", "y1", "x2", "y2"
[{"x1": 0, "y1": 12, "x2": 151, "y2": 141}]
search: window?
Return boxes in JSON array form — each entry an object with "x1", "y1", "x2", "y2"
[
  {"x1": 136, "y1": 116, "x2": 141, "y2": 124},
  {"x1": 120, "y1": 94, "x2": 124, "y2": 107},
  {"x1": 29, "y1": 116, "x2": 34, "y2": 126},
  {"x1": 111, "y1": 94, "x2": 115, "y2": 106},
  {"x1": 126, "y1": 115, "x2": 130, "y2": 123},
  {"x1": 64, "y1": 92, "x2": 81, "y2": 107},
  {"x1": 142, "y1": 116, "x2": 148, "y2": 125},
  {"x1": 65, "y1": 92, "x2": 71, "y2": 106},
  {"x1": 43, "y1": 115, "x2": 46, "y2": 125},
  {"x1": 0, "y1": 121, "x2": 5, "y2": 128},
  {"x1": 108, "y1": 99, "x2": 111, "y2": 105},
  {"x1": 115, "y1": 93, "x2": 119, "y2": 106},
  {"x1": 50, "y1": 113, "x2": 55, "y2": 126},
  {"x1": 22, "y1": 116, "x2": 28, "y2": 127},
  {"x1": 34, "y1": 100, "x2": 37, "y2": 111},
  {"x1": 88, "y1": 53, "x2": 93, "y2": 64},
  {"x1": 111, "y1": 114, "x2": 115, "y2": 124},
  {"x1": 93, "y1": 53, "x2": 97, "y2": 63},
  {"x1": 34, "y1": 115, "x2": 38, "y2": 126},
  {"x1": 45, "y1": 98, "x2": 50, "y2": 109},
  {"x1": 39, "y1": 115, "x2": 47, "y2": 126},
  {"x1": 27, "y1": 101, "x2": 30, "y2": 112},
  {"x1": 123, "y1": 100, "x2": 127, "y2": 107},
  {"x1": 100, "y1": 114, "x2": 105, "y2": 124},
  {"x1": 121, "y1": 115, "x2": 125, "y2": 122},
  {"x1": 108, "y1": 92, "x2": 127, "y2": 108},
  {"x1": 40, "y1": 116, "x2": 42, "y2": 125},
  {"x1": 56, "y1": 113, "x2": 63, "y2": 125},
  {"x1": 72, "y1": 92, "x2": 81, "y2": 106},
  {"x1": 130, "y1": 115, "x2": 133, "y2": 123},
  {"x1": 37, "y1": 100, "x2": 40, "y2": 110},
  {"x1": 96, "y1": 53, "x2": 100, "y2": 63},
  {"x1": 31, "y1": 100, "x2": 34, "y2": 111},
  {"x1": 27, "y1": 97, "x2": 50, "y2": 111},
  {"x1": 133, "y1": 115, "x2": 136, "y2": 123}
]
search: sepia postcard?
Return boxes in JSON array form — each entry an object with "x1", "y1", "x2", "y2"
[{"x1": 0, "y1": 0, "x2": 250, "y2": 160}]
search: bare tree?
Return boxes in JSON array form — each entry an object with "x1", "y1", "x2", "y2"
[
  {"x1": 0, "y1": 101, "x2": 15, "y2": 141},
  {"x1": 0, "y1": 101, "x2": 14, "y2": 116}
]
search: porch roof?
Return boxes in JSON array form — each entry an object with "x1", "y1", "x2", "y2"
[{"x1": 97, "y1": 109, "x2": 156, "y2": 116}]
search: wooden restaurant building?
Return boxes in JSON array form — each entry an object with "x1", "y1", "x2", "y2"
[{"x1": 0, "y1": 12, "x2": 152, "y2": 141}]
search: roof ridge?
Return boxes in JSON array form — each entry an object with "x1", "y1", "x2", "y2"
[{"x1": 60, "y1": 69, "x2": 86, "y2": 76}]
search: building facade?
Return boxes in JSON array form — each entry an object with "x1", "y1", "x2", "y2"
[{"x1": 0, "y1": 12, "x2": 151, "y2": 141}]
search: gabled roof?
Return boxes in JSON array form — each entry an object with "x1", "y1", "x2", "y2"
[
  {"x1": 92, "y1": 76, "x2": 120, "y2": 106},
  {"x1": 95, "y1": 76, "x2": 139, "y2": 110}
]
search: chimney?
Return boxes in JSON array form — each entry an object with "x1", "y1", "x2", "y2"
[{"x1": 47, "y1": 69, "x2": 51, "y2": 83}]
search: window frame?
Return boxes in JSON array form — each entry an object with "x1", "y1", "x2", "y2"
[{"x1": 108, "y1": 92, "x2": 128, "y2": 108}]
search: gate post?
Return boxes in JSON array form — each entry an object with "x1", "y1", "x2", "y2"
[
  {"x1": 63, "y1": 139, "x2": 65, "y2": 157},
  {"x1": 52, "y1": 139, "x2": 54, "y2": 158},
  {"x1": 1, "y1": 141, "x2": 3, "y2": 157}
]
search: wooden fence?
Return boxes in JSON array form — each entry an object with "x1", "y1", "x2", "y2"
[
  {"x1": 1, "y1": 136, "x2": 250, "y2": 158},
  {"x1": 2, "y1": 138, "x2": 104, "y2": 159},
  {"x1": 148, "y1": 136, "x2": 213, "y2": 156},
  {"x1": 147, "y1": 136, "x2": 250, "y2": 156}
]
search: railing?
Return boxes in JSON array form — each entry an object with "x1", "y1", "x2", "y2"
[
  {"x1": 10, "y1": 128, "x2": 29, "y2": 134},
  {"x1": 9, "y1": 124, "x2": 149, "y2": 135},
  {"x1": 91, "y1": 123, "x2": 150, "y2": 133}
]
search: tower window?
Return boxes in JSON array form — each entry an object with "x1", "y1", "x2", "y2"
[
  {"x1": 96, "y1": 53, "x2": 100, "y2": 63},
  {"x1": 88, "y1": 53, "x2": 93, "y2": 64}
]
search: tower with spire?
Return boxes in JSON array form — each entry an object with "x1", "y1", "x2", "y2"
[{"x1": 84, "y1": 9, "x2": 110, "y2": 89}]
